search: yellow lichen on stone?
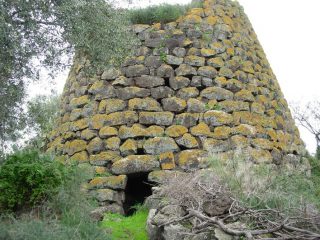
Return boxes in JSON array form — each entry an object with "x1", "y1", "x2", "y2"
[
  {"x1": 90, "y1": 151, "x2": 121, "y2": 165},
  {"x1": 201, "y1": 48, "x2": 216, "y2": 57},
  {"x1": 223, "y1": 16, "x2": 233, "y2": 26},
  {"x1": 99, "y1": 126, "x2": 118, "y2": 138},
  {"x1": 249, "y1": 148, "x2": 273, "y2": 164},
  {"x1": 146, "y1": 126, "x2": 165, "y2": 137},
  {"x1": 190, "y1": 122, "x2": 212, "y2": 136},
  {"x1": 105, "y1": 111, "x2": 138, "y2": 126},
  {"x1": 159, "y1": 152, "x2": 176, "y2": 170},
  {"x1": 89, "y1": 175, "x2": 127, "y2": 190},
  {"x1": 73, "y1": 118, "x2": 89, "y2": 131},
  {"x1": 172, "y1": 29, "x2": 184, "y2": 36},
  {"x1": 111, "y1": 155, "x2": 159, "y2": 175},
  {"x1": 65, "y1": 140, "x2": 87, "y2": 156},
  {"x1": 90, "y1": 114, "x2": 107, "y2": 130},
  {"x1": 105, "y1": 137, "x2": 121, "y2": 150},
  {"x1": 177, "y1": 150, "x2": 207, "y2": 170},
  {"x1": 189, "y1": 8, "x2": 204, "y2": 16},
  {"x1": 95, "y1": 166, "x2": 108, "y2": 174},
  {"x1": 226, "y1": 48, "x2": 234, "y2": 56},
  {"x1": 183, "y1": 14, "x2": 202, "y2": 24},
  {"x1": 204, "y1": 110, "x2": 233, "y2": 126},
  {"x1": 212, "y1": 126, "x2": 231, "y2": 140},
  {"x1": 230, "y1": 135, "x2": 250, "y2": 149},
  {"x1": 120, "y1": 139, "x2": 137, "y2": 156},
  {"x1": 119, "y1": 124, "x2": 147, "y2": 139},
  {"x1": 235, "y1": 89, "x2": 255, "y2": 102},
  {"x1": 182, "y1": 38, "x2": 193, "y2": 47},
  {"x1": 233, "y1": 111, "x2": 253, "y2": 125},
  {"x1": 205, "y1": 16, "x2": 218, "y2": 25},
  {"x1": 177, "y1": 133, "x2": 199, "y2": 148},
  {"x1": 232, "y1": 124, "x2": 256, "y2": 136},
  {"x1": 70, "y1": 151, "x2": 89, "y2": 163},
  {"x1": 165, "y1": 125, "x2": 188, "y2": 137},
  {"x1": 151, "y1": 23, "x2": 161, "y2": 30},
  {"x1": 128, "y1": 98, "x2": 161, "y2": 111},
  {"x1": 252, "y1": 138, "x2": 273, "y2": 150},
  {"x1": 70, "y1": 95, "x2": 90, "y2": 108},
  {"x1": 251, "y1": 102, "x2": 265, "y2": 114},
  {"x1": 267, "y1": 129, "x2": 277, "y2": 142},
  {"x1": 242, "y1": 61, "x2": 255, "y2": 74}
]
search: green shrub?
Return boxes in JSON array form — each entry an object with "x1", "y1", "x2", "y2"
[
  {"x1": 0, "y1": 149, "x2": 68, "y2": 212},
  {"x1": 129, "y1": 2, "x2": 202, "y2": 25},
  {"x1": 102, "y1": 205, "x2": 149, "y2": 240},
  {"x1": 0, "y1": 164, "x2": 110, "y2": 240}
]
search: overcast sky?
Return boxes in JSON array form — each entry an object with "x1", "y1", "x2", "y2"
[{"x1": 28, "y1": 0, "x2": 320, "y2": 153}]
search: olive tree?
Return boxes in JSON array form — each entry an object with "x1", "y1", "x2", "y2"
[{"x1": 0, "y1": 0, "x2": 137, "y2": 150}]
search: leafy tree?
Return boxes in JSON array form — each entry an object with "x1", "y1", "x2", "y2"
[
  {"x1": 25, "y1": 94, "x2": 61, "y2": 149},
  {"x1": 0, "y1": 0, "x2": 137, "y2": 149}
]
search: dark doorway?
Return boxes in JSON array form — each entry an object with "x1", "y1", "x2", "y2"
[{"x1": 123, "y1": 172, "x2": 153, "y2": 216}]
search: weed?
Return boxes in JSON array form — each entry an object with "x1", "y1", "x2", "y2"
[
  {"x1": 205, "y1": 103, "x2": 222, "y2": 111},
  {"x1": 159, "y1": 50, "x2": 167, "y2": 63},
  {"x1": 102, "y1": 205, "x2": 148, "y2": 240}
]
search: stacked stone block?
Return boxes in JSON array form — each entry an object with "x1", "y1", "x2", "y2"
[{"x1": 48, "y1": 0, "x2": 306, "y2": 214}]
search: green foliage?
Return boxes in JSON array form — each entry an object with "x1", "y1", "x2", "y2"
[
  {"x1": 25, "y1": 94, "x2": 60, "y2": 149},
  {"x1": 0, "y1": 0, "x2": 137, "y2": 147},
  {"x1": 102, "y1": 205, "x2": 149, "y2": 240},
  {"x1": 205, "y1": 103, "x2": 221, "y2": 111},
  {"x1": 129, "y1": 2, "x2": 202, "y2": 24},
  {"x1": 308, "y1": 155, "x2": 320, "y2": 197},
  {"x1": 209, "y1": 155, "x2": 320, "y2": 215},
  {"x1": 159, "y1": 51, "x2": 167, "y2": 63},
  {"x1": 0, "y1": 149, "x2": 68, "y2": 211},
  {"x1": 0, "y1": 164, "x2": 109, "y2": 240}
]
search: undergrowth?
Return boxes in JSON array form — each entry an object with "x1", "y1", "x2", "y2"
[
  {"x1": 129, "y1": 2, "x2": 203, "y2": 25},
  {"x1": 208, "y1": 154, "x2": 320, "y2": 216},
  {"x1": 0, "y1": 160, "x2": 109, "y2": 240},
  {"x1": 102, "y1": 205, "x2": 149, "y2": 240}
]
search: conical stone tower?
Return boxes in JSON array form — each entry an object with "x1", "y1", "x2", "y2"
[{"x1": 48, "y1": 0, "x2": 307, "y2": 215}]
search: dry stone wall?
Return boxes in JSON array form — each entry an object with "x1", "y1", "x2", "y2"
[{"x1": 48, "y1": 0, "x2": 306, "y2": 215}]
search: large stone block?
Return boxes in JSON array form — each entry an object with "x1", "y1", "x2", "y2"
[
  {"x1": 89, "y1": 175, "x2": 127, "y2": 190},
  {"x1": 143, "y1": 137, "x2": 179, "y2": 154},
  {"x1": 111, "y1": 155, "x2": 160, "y2": 175},
  {"x1": 139, "y1": 112, "x2": 174, "y2": 126}
]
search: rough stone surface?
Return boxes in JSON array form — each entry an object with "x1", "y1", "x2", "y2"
[{"x1": 111, "y1": 155, "x2": 160, "y2": 174}]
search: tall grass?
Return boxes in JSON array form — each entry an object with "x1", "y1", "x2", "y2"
[
  {"x1": 208, "y1": 154, "x2": 320, "y2": 216},
  {"x1": 129, "y1": 2, "x2": 203, "y2": 25}
]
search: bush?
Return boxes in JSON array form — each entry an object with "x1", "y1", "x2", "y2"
[
  {"x1": 0, "y1": 164, "x2": 110, "y2": 240},
  {"x1": 0, "y1": 149, "x2": 68, "y2": 212},
  {"x1": 102, "y1": 205, "x2": 149, "y2": 240},
  {"x1": 129, "y1": 2, "x2": 202, "y2": 25}
]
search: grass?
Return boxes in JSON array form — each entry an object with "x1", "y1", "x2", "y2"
[
  {"x1": 208, "y1": 154, "x2": 320, "y2": 215},
  {"x1": 101, "y1": 205, "x2": 149, "y2": 240},
  {"x1": 128, "y1": 2, "x2": 203, "y2": 25}
]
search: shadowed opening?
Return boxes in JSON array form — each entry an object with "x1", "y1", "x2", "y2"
[{"x1": 123, "y1": 172, "x2": 152, "y2": 216}]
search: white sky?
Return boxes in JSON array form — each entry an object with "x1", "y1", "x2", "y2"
[{"x1": 28, "y1": 0, "x2": 320, "y2": 153}]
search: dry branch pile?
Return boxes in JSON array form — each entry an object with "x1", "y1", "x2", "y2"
[{"x1": 147, "y1": 169, "x2": 320, "y2": 240}]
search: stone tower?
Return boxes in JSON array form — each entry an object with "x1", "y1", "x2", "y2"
[{"x1": 48, "y1": 0, "x2": 306, "y2": 215}]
